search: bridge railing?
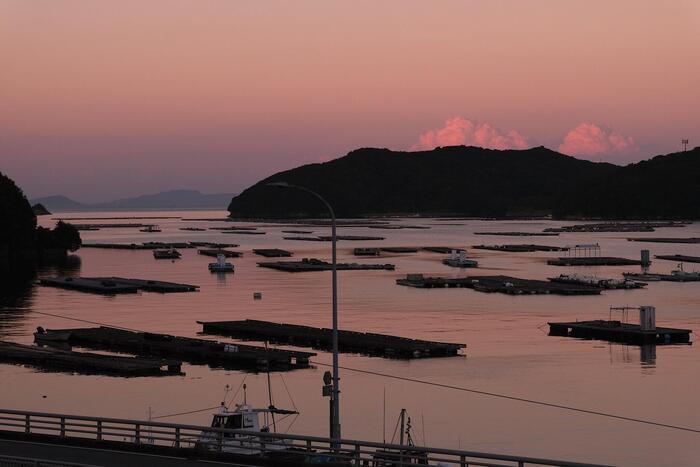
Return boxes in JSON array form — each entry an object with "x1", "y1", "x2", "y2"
[{"x1": 0, "y1": 409, "x2": 611, "y2": 467}]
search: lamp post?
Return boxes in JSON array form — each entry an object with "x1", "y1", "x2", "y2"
[{"x1": 267, "y1": 182, "x2": 341, "y2": 442}]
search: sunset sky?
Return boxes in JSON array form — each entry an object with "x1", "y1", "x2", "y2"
[{"x1": 1, "y1": 0, "x2": 699, "y2": 201}]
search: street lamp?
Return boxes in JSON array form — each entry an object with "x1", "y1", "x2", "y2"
[{"x1": 266, "y1": 182, "x2": 341, "y2": 442}]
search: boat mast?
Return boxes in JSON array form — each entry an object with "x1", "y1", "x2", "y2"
[{"x1": 265, "y1": 341, "x2": 277, "y2": 433}]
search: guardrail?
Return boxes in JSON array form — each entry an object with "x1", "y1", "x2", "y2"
[
  {"x1": 0, "y1": 455, "x2": 100, "y2": 467},
  {"x1": 0, "y1": 409, "x2": 611, "y2": 467}
]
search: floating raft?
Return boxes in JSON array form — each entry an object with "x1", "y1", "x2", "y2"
[
  {"x1": 473, "y1": 232, "x2": 560, "y2": 237},
  {"x1": 281, "y1": 230, "x2": 313, "y2": 234},
  {"x1": 627, "y1": 237, "x2": 700, "y2": 244},
  {"x1": 381, "y1": 247, "x2": 419, "y2": 253},
  {"x1": 197, "y1": 249, "x2": 243, "y2": 258},
  {"x1": 283, "y1": 235, "x2": 386, "y2": 241},
  {"x1": 354, "y1": 248, "x2": 380, "y2": 256},
  {"x1": 396, "y1": 274, "x2": 600, "y2": 295},
  {"x1": 258, "y1": 258, "x2": 395, "y2": 272},
  {"x1": 40, "y1": 277, "x2": 199, "y2": 294},
  {"x1": 547, "y1": 257, "x2": 643, "y2": 266},
  {"x1": 548, "y1": 320, "x2": 691, "y2": 345},
  {"x1": 543, "y1": 222, "x2": 687, "y2": 233},
  {"x1": 655, "y1": 254, "x2": 700, "y2": 263},
  {"x1": 421, "y1": 247, "x2": 465, "y2": 254},
  {"x1": 82, "y1": 242, "x2": 195, "y2": 250},
  {"x1": 198, "y1": 320, "x2": 465, "y2": 359},
  {"x1": 68, "y1": 223, "x2": 147, "y2": 230},
  {"x1": 209, "y1": 226, "x2": 258, "y2": 231},
  {"x1": 253, "y1": 249, "x2": 293, "y2": 257},
  {"x1": 473, "y1": 244, "x2": 569, "y2": 252},
  {"x1": 221, "y1": 230, "x2": 266, "y2": 235},
  {"x1": 44, "y1": 327, "x2": 315, "y2": 371},
  {"x1": 0, "y1": 341, "x2": 181, "y2": 377}
]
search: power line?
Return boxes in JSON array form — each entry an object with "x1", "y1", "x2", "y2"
[
  {"x1": 311, "y1": 360, "x2": 700, "y2": 435},
  {"x1": 26, "y1": 309, "x2": 700, "y2": 435}
]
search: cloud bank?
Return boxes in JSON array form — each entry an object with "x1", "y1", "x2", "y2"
[
  {"x1": 558, "y1": 123, "x2": 637, "y2": 161},
  {"x1": 412, "y1": 117, "x2": 530, "y2": 151}
]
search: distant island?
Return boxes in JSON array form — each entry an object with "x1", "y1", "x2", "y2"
[
  {"x1": 1, "y1": 172, "x2": 81, "y2": 262},
  {"x1": 31, "y1": 189, "x2": 237, "y2": 212},
  {"x1": 228, "y1": 145, "x2": 700, "y2": 219}
]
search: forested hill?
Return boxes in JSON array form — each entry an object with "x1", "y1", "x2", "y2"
[{"x1": 227, "y1": 145, "x2": 700, "y2": 219}]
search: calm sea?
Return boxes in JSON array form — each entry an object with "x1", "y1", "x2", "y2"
[{"x1": 1, "y1": 211, "x2": 699, "y2": 466}]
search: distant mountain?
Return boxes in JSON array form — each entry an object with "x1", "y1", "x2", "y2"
[
  {"x1": 227, "y1": 146, "x2": 700, "y2": 219},
  {"x1": 31, "y1": 190, "x2": 236, "y2": 212}
]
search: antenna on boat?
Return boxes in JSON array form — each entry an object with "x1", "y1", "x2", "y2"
[
  {"x1": 243, "y1": 384, "x2": 247, "y2": 405},
  {"x1": 265, "y1": 341, "x2": 277, "y2": 433}
]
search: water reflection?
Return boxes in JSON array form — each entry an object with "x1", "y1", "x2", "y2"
[{"x1": 0, "y1": 255, "x2": 82, "y2": 337}]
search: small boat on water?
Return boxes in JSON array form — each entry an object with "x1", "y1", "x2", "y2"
[
  {"x1": 140, "y1": 225, "x2": 161, "y2": 233},
  {"x1": 549, "y1": 273, "x2": 646, "y2": 289},
  {"x1": 442, "y1": 250, "x2": 478, "y2": 268},
  {"x1": 671, "y1": 263, "x2": 700, "y2": 281},
  {"x1": 209, "y1": 254, "x2": 234, "y2": 273},
  {"x1": 34, "y1": 327, "x2": 71, "y2": 343},
  {"x1": 153, "y1": 248, "x2": 181, "y2": 259}
]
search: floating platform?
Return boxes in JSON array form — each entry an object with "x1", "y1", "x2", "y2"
[
  {"x1": 281, "y1": 230, "x2": 313, "y2": 234},
  {"x1": 547, "y1": 257, "x2": 643, "y2": 266},
  {"x1": 179, "y1": 227, "x2": 206, "y2": 231},
  {"x1": 43, "y1": 327, "x2": 314, "y2": 371},
  {"x1": 627, "y1": 237, "x2": 700, "y2": 244},
  {"x1": 221, "y1": 230, "x2": 266, "y2": 235},
  {"x1": 258, "y1": 258, "x2": 395, "y2": 272},
  {"x1": 40, "y1": 277, "x2": 199, "y2": 294},
  {"x1": 189, "y1": 242, "x2": 238, "y2": 248},
  {"x1": 0, "y1": 341, "x2": 181, "y2": 377},
  {"x1": 367, "y1": 225, "x2": 430, "y2": 230},
  {"x1": 198, "y1": 320, "x2": 465, "y2": 359},
  {"x1": 421, "y1": 247, "x2": 465, "y2": 254},
  {"x1": 197, "y1": 249, "x2": 243, "y2": 258},
  {"x1": 548, "y1": 320, "x2": 691, "y2": 345},
  {"x1": 474, "y1": 232, "x2": 560, "y2": 236},
  {"x1": 473, "y1": 244, "x2": 569, "y2": 252},
  {"x1": 82, "y1": 242, "x2": 195, "y2": 250},
  {"x1": 209, "y1": 226, "x2": 258, "y2": 231},
  {"x1": 543, "y1": 222, "x2": 687, "y2": 233},
  {"x1": 655, "y1": 254, "x2": 700, "y2": 263},
  {"x1": 396, "y1": 274, "x2": 601, "y2": 295},
  {"x1": 283, "y1": 235, "x2": 386, "y2": 241},
  {"x1": 354, "y1": 248, "x2": 380, "y2": 256},
  {"x1": 253, "y1": 249, "x2": 293, "y2": 257},
  {"x1": 68, "y1": 223, "x2": 147, "y2": 230},
  {"x1": 381, "y1": 247, "x2": 419, "y2": 253}
]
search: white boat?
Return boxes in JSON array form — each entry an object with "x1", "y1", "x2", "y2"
[
  {"x1": 442, "y1": 250, "x2": 478, "y2": 268},
  {"x1": 671, "y1": 263, "x2": 700, "y2": 281},
  {"x1": 209, "y1": 254, "x2": 234, "y2": 272}
]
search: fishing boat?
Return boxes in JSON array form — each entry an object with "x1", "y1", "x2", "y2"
[
  {"x1": 371, "y1": 409, "x2": 428, "y2": 466},
  {"x1": 209, "y1": 254, "x2": 234, "y2": 273},
  {"x1": 33, "y1": 327, "x2": 71, "y2": 343},
  {"x1": 140, "y1": 225, "x2": 161, "y2": 233},
  {"x1": 671, "y1": 263, "x2": 700, "y2": 281},
  {"x1": 153, "y1": 248, "x2": 181, "y2": 259},
  {"x1": 442, "y1": 250, "x2": 478, "y2": 268}
]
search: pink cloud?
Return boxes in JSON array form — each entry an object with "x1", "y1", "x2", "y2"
[
  {"x1": 558, "y1": 123, "x2": 638, "y2": 162},
  {"x1": 412, "y1": 117, "x2": 530, "y2": 151}
]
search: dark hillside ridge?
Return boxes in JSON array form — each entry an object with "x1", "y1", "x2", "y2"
[{"x1": 227, "y1": 146, "x2": 700, "y2": 219}]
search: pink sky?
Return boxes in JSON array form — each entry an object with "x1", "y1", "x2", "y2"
[{"x1": 1, "y1": 0, "x2": 698, "y2": 201}]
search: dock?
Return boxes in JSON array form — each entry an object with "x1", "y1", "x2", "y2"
[
  {"x1": 547, "y1": 257, "x2": 643, "y2": 266},
  {"x1": 40, "y1": 277, "x2": 199, "y2": 294},
  {"x1": 0, "y1": 341, "x2": 181, "y2": 376},
  {"x1": 252, "y1": 248, "x2": 293, "y2": 257},
  {"x1": 198, "y1": 319, "x2": 465, "y2": 358},
  {"x1": 473, "y1": 244, "x2": 569, "y2": 252},
  {"x1": 655, "y1": 254, "x2": 700, "y2": 263},
  {"x1": 197, "y1": 249, "x2": 243, "y2": 258},
  {"x1": 548, "y1": 321, "x2": 691, "y2": 345},
  {"x1": 44, "y1": 327, "x2": 315, "y2": 371},
  {"x1": 258, "y1": 258, "x2": 395, "y2": 272},
  {"x1": 627, "y1": 237, "x2": 700, "y2": 244},
  {"x1": 396, "y1": 274, "x2": 601, "y2": 295}
]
